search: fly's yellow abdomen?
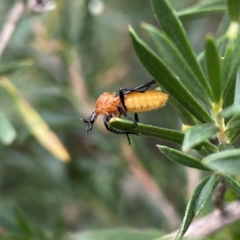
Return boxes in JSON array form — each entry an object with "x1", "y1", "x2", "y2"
[{"x1": 124, "y1": 90, "x2": 168, "y2": 113}]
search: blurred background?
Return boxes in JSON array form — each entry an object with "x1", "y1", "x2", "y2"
[{"x1": 0, "y1": 0, "x2": 227, "y2": 239}]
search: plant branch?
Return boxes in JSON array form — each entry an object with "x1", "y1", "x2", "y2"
[{"x1": 158, "y1": 200, "x2": 240, "y2": 240}]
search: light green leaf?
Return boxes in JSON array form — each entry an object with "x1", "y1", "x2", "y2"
[
  {"x1": 205, "y1": 36, "x2": 221, "y2": 103},
  {"x1": 175, "y1": 175, "x2": 212, "y2": 240},
  {"x1": 194, "y1": 174, "x2": 220, "y2": 216},
  {"x1": 70, "y1": 228, "x2": 162, "y2": 240},
  {"x1": 109, "y1": 118, "x2": 183, "y2": 145},
  {"x1": 224, "y1": 174, "x2": 240, "y2": 196},
  {"x1": 202, "y1": 149, "x2": 240, "y2": 176},
  {"x1": 226, "y1": 116, "x2": 240, "y2": 143},
  {"x1": 0, "y1": 59, "x2": 33, "y2": 74},
  {"x1": 178, "y1": 7, "x2": 226, "y2": 21},
  {"x1": 182, "y1": 123, "x2": 219, "y2": 152},
  {"x1": 143, "y1": 24, "x2": 211, "y2": 106},
  {"x1": 129, "y1": 27, "x2": 214, "y2": 124},
  {"x1": 150, "y1": 0, "x2": 212, "y2": 100},
  {"x1": 0, "y1": 110, "x2": 16, "y2": 145},
  {"x1": 158, "y1": 145, "x2": 210, "y2": 170}
]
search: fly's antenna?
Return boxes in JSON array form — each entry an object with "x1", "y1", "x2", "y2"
[{"x1": 81, "y1": 111, "x2": 98, "y2": 134}]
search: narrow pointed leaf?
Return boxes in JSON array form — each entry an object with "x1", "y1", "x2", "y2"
[
  {"x1": 226, "y1": 116, "x2": 240, "y2": 142},
  {"x1": 169, "y1": 97, "x2": 197, "y2": 125},
  {"x1": 0, "y1": 110, "x2": 16, "y2": 145},
  {"x1": 227, "y1": 0, "x2": 240, "y2": 22},
  {"x1": 205, "y1": 36, "x2": 221, "y2": 103},
  {"x1": 202, "y1": 149, "x2": 240, "y2": 176},
  {"x1": 109, "y1": 118, "x2": 183, "y2": 145},
  {"x1": 150, "y1": 0, "x2": 212, "y2": 100},
  {"x1": 178, "y1": 7, "x2": 225, "y2": 21},
  {"x1": 129, "y1": 27, "x2": 214, "y2": 124},
  {"x1": 221, "y1": 43, "x2": 233, "y2": 92},
  {"x1": 144, "y1": 24, "x2": 211, "y2": 106},
  {"x1": 0, "y1": 76, "x2": 70, "y2": 162},
  {"x1": 194, "y1": 174, "x2": 220, "y2": 216},
  {"x1": 182, "y1": 123, "x2": 219, "y2": 152},
  {"x1": 158, "y1": 145, "x2": 210, "y2": 170},
  {"x1": 0, "y1": 59, "x2": 33, "y2": 74},
  {"x1": 220, "y1": 67, "x2": 240, "y2": 118},
  {"x1": 175, "y1": 175, "x2": 212, "y2": 240},
  {"x1": 224, "y1": 174, "x2": 240, "y2": 196},
  {"x1": 223, "y1": 29, "x2": 240, "y2": 101}
]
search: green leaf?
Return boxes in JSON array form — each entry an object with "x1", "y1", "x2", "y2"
[
  {"x1": 220, "y1": 67, "x2": 240, "y2": 118},
  {"x1": 129, "y1": 27, "x2": 214, "y2": 124},
  {"x1": 175, "y1": 175, "x2": 212, "y2": 240},
  {"x1": 182, "y1": 123, "x2": 219, "y2": 152},
  {"x1": 223, "y1": 30, "x2": 240, "y2": 101},
  {"x1": 150, "y1": 0, "x2": 212, "y2": 100},
  {"x1": 178, "y1": 7, "x2": 226, "y2": 21},
  {"x1": 202, "y1": 149, "x2": 240, "y2": 176},
  {"x1": 109, "y1": 118, "x2": 183, "y2": 145},
  {"x1": 168, "y1": 97, "x2": 197, "y2": 125},
  {"x1": 143, "y1": 24, "x2": 211, "y2": 107},
  {"x1": 219, "y1": 143, "x2": 234, "y2": 151},
  {"x1": 158, "y1": 145, "x2": 210, "y2": 170},
  {"x1": 0, "y1": 59, "x2": 33, "y2": 74},
  {"x1": 227, "y1": 0, "x2": 240, "y2": 22},
  {"x1": 0, "y1": 110, "x2": 16, "y2": 145},
  {"x1": 194, "y1": 174, "x2": 220, "y2": 216},
  {"x1": 221, "y1": 44, "x2": 233, "y2": 95},
  {"x1": 226, "y1": 116, "x2": 240, "y2": 143},
  {"x1": 224, "y1": 174, "x2": 240, "y2": 196},
  {"x1": 70, "y1": 228, "x2": 162, "y2": 240},
  {"x1": 205, "y1": 36, "x2": 221, "y2": 103}
]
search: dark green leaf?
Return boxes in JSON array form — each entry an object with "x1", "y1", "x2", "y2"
[
  {"x1": 150, "y1": 0, "x2": 212, "y2": 100},
  {"x1": 144, "y1": 24, "x2": 211, "y2": 106},
  {"x1": 109, "y1": 118, "x2": 183, "y2": 145},
  {"x1": 223, "y1": 30, "x2": 240, "y2": 101},
  {"x1": 158, "y1": 145, "x2": 210, "y2": 170},
  {"x1": 182, "y1": 123, "x2": 219, "y2": 152},
  {"x1": 0, "y1": 110, "x2": 16, "y2": 145},
  {"x1": 227, "y1": 0, "x2": 240, "y2": 22},
  {"x1": 220, "y1": 67, "x2": 240, "y2": 118},
  {"x1": 194, "y1": 174, "x2": 220, "y2": 216},
  {"x1": 226, "y1": 115, "x2": 240, "y2": 143},
  {"x1": 205, "y1": 36, "x2": 221, "y2": 103},
  {"x1": 129, "y1": 27, "x2": 214, "y2": 124},
  {"x1": 224, "y1": 174, "x2": 240, "y2": 196},
  {"x1": 175, "y1": 175, "x2": 212, "y2": 240},
  {"x1": 221, "y1": 44, "x2": 233, "y2": 94},
  {"x1": 202, "y1": 149, "x2": 240, "y2": 176},
  {"x1": 168, "y1": 97, "x2": 197, "y2": 125}
]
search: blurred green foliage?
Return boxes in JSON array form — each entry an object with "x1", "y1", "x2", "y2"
[{"x1": 0, "y1": 0, "x2": 239, "y2": 240}]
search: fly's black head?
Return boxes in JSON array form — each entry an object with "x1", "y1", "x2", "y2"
[{"x1": 81, "y1": 111, "x2": 98, "y2": 134}]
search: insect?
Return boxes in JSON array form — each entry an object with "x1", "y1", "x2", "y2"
[{"x1": 81, "y1": 80, "x2": 168, "y2": 144}]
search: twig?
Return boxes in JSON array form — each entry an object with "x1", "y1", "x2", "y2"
[
  {"x1": 0, "y1": 1, "x2": 25, "y2": 58},
  {"x1": 158, "y1": 200, "x2": 240, "y2": 240}
]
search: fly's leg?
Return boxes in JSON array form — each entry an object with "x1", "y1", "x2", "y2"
[
  {"x1": 116, "y1": 105, "x2": 137, "y2": 128},
  {"x1": 103, "y1": 116, "x2": 139, "y2": 145}
]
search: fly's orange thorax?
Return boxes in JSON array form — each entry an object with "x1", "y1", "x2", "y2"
[
  {"x1": 124, "y1": 90, "x2": 168, "y2": 113},
  {"x1": 95, "y1": 92, "x2": 122, "y2": 117}
]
